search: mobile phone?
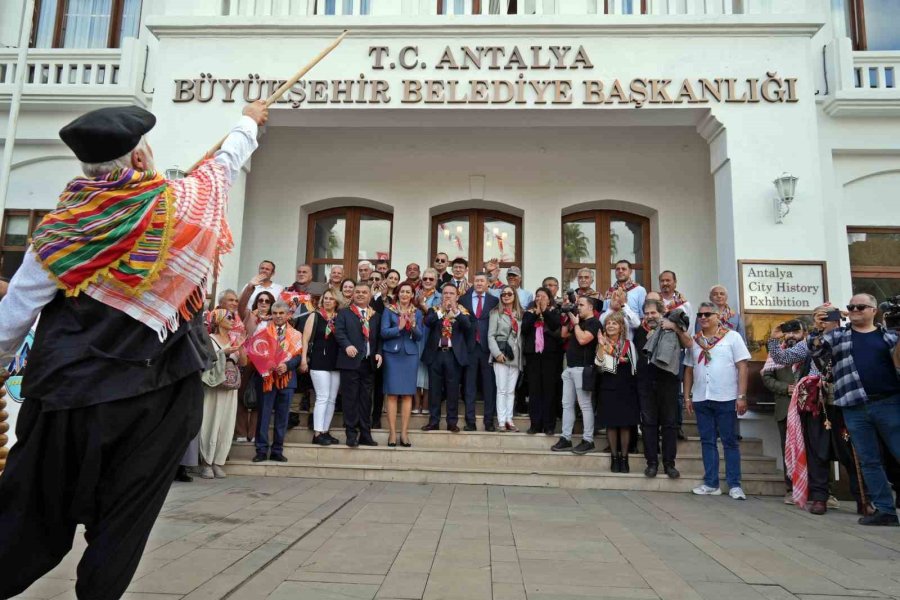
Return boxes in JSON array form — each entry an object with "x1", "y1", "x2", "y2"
[{"x1": 824, "y1": 311, "x2": 842, "y2": 322}]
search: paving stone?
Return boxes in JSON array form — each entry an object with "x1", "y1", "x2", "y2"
[
  {"x1": 377, "y1": 571, "x2": 428, "y2": 599},
  {"x1": 268, "y1": 581, "x2": 380, "y2": 600}
]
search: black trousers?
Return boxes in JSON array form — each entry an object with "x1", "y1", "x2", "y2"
[
  {"x1": 639, "y1": 375, "x2": 679, "y2": 467},
  {"x1": 371, "y1": 366, "x2": 384, "y2": 425},
  {"x1": 0, "y1": 374, "x2": 202, "y2": 600},
  {"x1": 801, "y1": 410, "x2": 832, "y2": 502},
  {"x1": 526, "y1": 351, "x2": 562, "y2": 433},
  {"x1": 464, "y1": 346, "x2": 495, "y2": 426},
  {"x1": 429, "y1": 350, "x2": 462, "y2": 426},
  {"x1": 340, "y1": 361, "x2": 374, "y2": 442}
]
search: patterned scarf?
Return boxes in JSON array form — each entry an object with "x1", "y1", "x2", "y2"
[
  {"x1": 662, "y1": 290, "x2": 688, "y2": 312},
  {"x1": 719, "y1": 304, "x2": 736, "y2": 326},
  {"x1": 262, "y1": 321, "x2": 303, "y2": 392},
  {"x1": 694, "y1": 327, "x2": 728, "y2": 364},
  {"x1": 785, "y1": 377, "x2": 814, "y2": 508},
  {"x1": 33, "y1": 169, "x2": 173, "y2": 297},
  {"x1": 390, "y1": 303, "x2": 416, "y2": 331},
  {"x1": 350, "y1": 304, "x2": 370, "y2": 340},
  {"x1": 534, "y1": 312, "x2": 545, "y2": 353},
  {"x1": 503, "y1": 308, "x2": 519, "y2": 335},
  {"x1": 606, "y1": 279, "x2": 637, "y2": 299},
  {"x1": 318, "y1": 309, "x2": 335, "y2": 339},
  {"x1": 34, "y1": 160, "x2": 232, "y2": 341}
]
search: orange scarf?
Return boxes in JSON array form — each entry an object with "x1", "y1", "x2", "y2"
[{"x1": 262, "y1": 321, "x2": 303, "y2": 392}]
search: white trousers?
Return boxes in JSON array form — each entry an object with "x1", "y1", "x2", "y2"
[
  {"x1": 311, "y1": 370, "x2": 340, "y2": 432},
  {"x1": 200, "y1": 386, "x2": 238, "y2": 466},
  {"x1": 493, "y1": 362, "x2": 520, "y2": 426}
]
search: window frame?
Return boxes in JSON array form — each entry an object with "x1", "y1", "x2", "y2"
[
  {"x1": 847, "y1": 226, "x2": 900, "y2": 278},
  {"x1": 0, "y1": 209, "x2": 50, "y2": 276},
  {"x1": 561, "y1": 210, "x2": 651, "y2": 292},
  {"x1": 430, "y1": 209, "x2": 523, "y2": 281},
  {"x1": 31, "y1": 0, "x2": 138, "y2": 49},
  {"x1": 305, "y1": 206, "x2": 393, "y2": 281}
]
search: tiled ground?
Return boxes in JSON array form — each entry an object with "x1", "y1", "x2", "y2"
[{"x1": 13, "y1": 476, "x2": 900, "y2": 600}]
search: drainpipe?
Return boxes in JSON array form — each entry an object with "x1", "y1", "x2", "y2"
[{"x1": 0, "y1": 0, "x2": 36, "y2": 216}]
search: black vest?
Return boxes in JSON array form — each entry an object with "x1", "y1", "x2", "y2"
[{"x1": 22, "y1": 291, "x2": 211, "y2": 411}]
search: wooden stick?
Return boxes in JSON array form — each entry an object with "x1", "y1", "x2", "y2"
[{"x1": 187, "y1": 29, "x2": 350, "y2": 174}]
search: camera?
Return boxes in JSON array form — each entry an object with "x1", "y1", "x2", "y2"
[
  {"x1": 880, "y1": 295, "x2": 900, "y2": 330},
  {"x1": 558, "y1": 289, "x2": 578, "y2": 314}
]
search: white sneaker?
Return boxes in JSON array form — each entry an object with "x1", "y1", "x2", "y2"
[
  {"x1": 234, "y1": 436, "x2": 248, "y2": 443},
  {"x1": 212, "y1": 465, "x2": 227, "y2": 479},
  {"x1": 199, "y1": 465, "x2": 215, "y2": 479},
  {"x1": 692, "y1": 484, "x2": 722, "y2": 496},
  {"x1": 729, "y1": 487, "x2": 747, "y2": 500},
  {"x1": 827, "y1": 495, "x2": 840, "y2": 510}
]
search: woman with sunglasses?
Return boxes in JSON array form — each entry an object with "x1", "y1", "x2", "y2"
[
  {"x1": 199, "y1": 309, "x2": 248, "y2": 479},
  {"x1": 489, "y1": 285, "x2": 524, "y2": 432},
  {"x1": 381, "y1": 282, "x2": 424, "y2": 446},
  {"x1": 596, "y1": 311, "x2": 639, "y2": 473},
  {"x1": 234, "y1": 290, "x2": 276, "y2": 443},
  {"x1": 242, "y1": 290, "x2": 276, "y2": 334},
  {"x1": 413, "y1": 268, "x2": 443, "y2": 414},
  {"x1": 301, "y1": 290, "x2": 342, "y2": 446}
]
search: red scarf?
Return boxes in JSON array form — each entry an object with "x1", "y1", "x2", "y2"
[
  {"x1": 318, "y1": 309, "x2": 335, "y2": 338},
  {"x1": 504, "y1": 308, "x2": 519, "y2": 334},
  {"x1": 719, "y1": 304, "x2": 736, "y2": 328},
  {"x1": 350, "y1": 304, "x2": 370, "y2": 340},
  {"x1": 390, "y1": 303, "x2": 416, "y2": 331},
  {"x1": 606, "y1": 279, "x2": 637, "y2": 299},
  {"x1": 693, "y1": 327, "x2": 728, "y2": 365}
]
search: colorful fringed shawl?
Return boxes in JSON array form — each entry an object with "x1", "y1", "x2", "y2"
[{"x1": 32, "y1": 160, "x2": 232, "y2": 341}]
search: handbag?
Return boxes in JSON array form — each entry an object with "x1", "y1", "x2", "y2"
[
  {"x1": 580, "y1": 344, "x2": 596, "y2": 391},
  {"x1": 596, "y1": 351, "x2": 617, "y2": 374},
  {"x1": 223, "y1": 359, "x2": 241, "y2": 390},
  {"x1": 242, "y1": 378, "x2": 258, "y2": 410},
  {"x1": 201, "y1": 344, "x2": 226, "y2": 388},
  {"x1": 498, "y1": 339, "x2": 516, "y2": 362}
]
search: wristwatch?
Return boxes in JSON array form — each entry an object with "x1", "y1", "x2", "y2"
[{"x1": 737, "y1": 394, "x2": 747, "y2": 400}]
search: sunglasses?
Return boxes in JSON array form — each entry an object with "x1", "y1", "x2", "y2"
[
  {"x1": 225, "y1": 313, "x2": 235, "y2": 321},
  {"x1": 422, "y1": 277, "x2": 436, "y2": 281},
  {"x1": 847, "y1": 304, "x2": 875, "y2": 312},
  {"x1": 697, "y1": 312, "x2": 717, "y2": 318},
  {"x1": 435, "y1": 259, "x2": 447, "y2": 263},
  {"x1": 501, "y1": 292, "x2": 514, "y2": 297},
  {"x1": 257, "y1": 298, "x2": 271, "y2": 304}
]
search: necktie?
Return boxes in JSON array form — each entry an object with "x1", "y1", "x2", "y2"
[{"x1": 475, "y1": 294, "x2": 483, "y2": 344}]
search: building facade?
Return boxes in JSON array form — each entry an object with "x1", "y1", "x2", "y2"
[{"x1": 1, "y1": 0, "x2": 898, "y2": 345}]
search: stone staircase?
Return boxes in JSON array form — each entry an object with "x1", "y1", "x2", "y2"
[{"x1": 227, "y1": 401, "x2": 785, "y2": 495}]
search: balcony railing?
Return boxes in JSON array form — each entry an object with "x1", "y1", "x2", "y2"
[
  {"x1": 852, "y1": 51, "x2": 898, "y2": 90},
  {"x1": 223, "y1": 0, "x2": 808, "y2": 17},
  {"x1": 0, "y1": 38, "x2": 148, "y2": 107}
]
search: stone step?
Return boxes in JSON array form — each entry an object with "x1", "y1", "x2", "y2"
[
  {"x1": 292, "y1": 411, "x2": 702, "y2": 437},
  {"x1": 280, "y1": 428, "x2": 765, "y2": 456},
  {"x1": 229, "y1": 442, "x2": 777, "y2": 475},
  {"x1": 224, "y1": 460, "x2": 785, "y2": 496}
]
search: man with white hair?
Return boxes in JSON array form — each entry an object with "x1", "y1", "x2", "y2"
[
  {"x1": 358, "y1": 260, "x2": 374, "y2": 282},
  {"x1": 0, "y1": 101, "x2": 268, "y2": 598}
]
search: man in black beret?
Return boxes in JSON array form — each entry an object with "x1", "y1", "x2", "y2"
[{"x1": 0, "y1": 100, "x2": 268, "y2": 599}]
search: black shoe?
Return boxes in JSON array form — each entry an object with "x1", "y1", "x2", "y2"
[
  {"x1": 307, "y1": 414, "x2": 314, "y2": 431},
  {"x1": 572, "y1": 441, "x2": 596, "y2": 455},
  {"x1": 175, "y1": 466, "x2": 193, "y2": 482},
  {"x1": 644, "y1": 464, "x2": 658, "y2": 478},
  {"x1": 252, "y1": 453, "x2": 268, "y2": 463},
  {"x1": 448, "y1": 424, "x2": 460, "y2": 433},
  {"x1": 858, "y1": 511, "x2": 899, "y2": 526},
  {"x1": 464, "y1": 423, "x2": 477, "y2": 432},
  {"x1": 287, "y1": 412, "x2": 300, "y2": 430},
  {"x1": 421, "y1": 423, "x2": 439, "y2": 431},
  {"x1": 359, "y1": 438, "x2": 378, "y2": 447},
  {"x1": 400, "y1": 437, "x2": 412, "y2": 448},
  {"x1": 484, "y1": 424, "x2": 497, "y2": 432},
  {"x1": 326, "y1": 432, "x2": 341, "y2": 445},
  {"x1": 372, "y1": 420, "x2": 382, "y2": 430},
  {"x1": 543, "y1": 429, "x2": 555, "y2": 436},
  {"x1": 269, "y1": 453, "x2": 288, "y2": 462},
  {"x1": 347, "y1": 437, "x2": 359, "y2": 448},
  {"x1": 388, "y1": 440, "x2": 397, "y2": 448},
  {"x1": 312, "y1": 434, "x2": 332, "y2": 446},
  {"x1": 527, "y1": 427, "x2": 539, "y2": 435},
  {"x1": 677, "y1": 428, "x2": 687, "y2": 441},
  {"x1": 611, "y1": 454, "x2": 620, "y2": 473},
  {"x1": 551, "y1": 437, "x2": 573, "y2": 452},
  {"x1": 665, "y1": 465, "x2": 681, "y2": 479},
  {"x1": 621, "y1": 454, "x2": 630, "y2": 473}
]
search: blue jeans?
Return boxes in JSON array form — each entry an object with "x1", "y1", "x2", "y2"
[
  {"x1": 694, "y1": 400, "x2": 741, "y2": 489},
  {"x1": 842, "y1": 394, "x2": 900, "y2": 515},
  {"x1": 255, "y1": 377, "x2": 293, "y2": 457}
]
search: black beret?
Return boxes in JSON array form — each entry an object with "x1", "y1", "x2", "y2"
[{"x1": 59, "y1": 106, "x2": 156, "y2": 163}]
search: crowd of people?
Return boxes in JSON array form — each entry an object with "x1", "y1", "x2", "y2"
[{"x1": 182, "y1": 252, "x2": 899, "y2": 527}]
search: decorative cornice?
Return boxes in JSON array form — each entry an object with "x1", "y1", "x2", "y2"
[
  {"x1": 0, "y1": 91, "x2": 150, "y2": 110},
  {"x1": 821, "y1": 93, "x2": 900, "y2": 118},
  {"x1": 146, "y1": 16, "x2": 825, "y2": 40}
]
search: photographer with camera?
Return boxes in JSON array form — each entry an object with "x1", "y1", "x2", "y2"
[{"x1": 808, "y1": 294, "x2": 900, "y2": 526}]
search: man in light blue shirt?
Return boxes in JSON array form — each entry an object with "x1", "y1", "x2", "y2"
[
  {"x1": 602, "y1": 259, "x2": 647, "y2": 318},
  {"x1": 502, "y1": 266, "x2": 533, "y2": 308}
]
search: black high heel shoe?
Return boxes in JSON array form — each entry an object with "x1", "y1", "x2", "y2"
[
  {"x1": 399, "y1": 436, "x2": 412, "y2": 448},
  {"x1": 387, "y1": 435, "x2": 397, "y2": 448}
]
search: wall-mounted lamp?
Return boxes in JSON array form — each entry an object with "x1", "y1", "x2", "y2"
[
  {"x1": 773, "y1": 172, "x2": 798, "y2": 224},
  {"x1": 165, "y1": 166, "x2": 186, "y2": 180}
]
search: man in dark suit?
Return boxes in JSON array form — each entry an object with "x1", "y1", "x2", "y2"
[
  {"x1": 460, "y1": 273, "x2": 499, "y2": 431},
  {"x1": 422, "y1": 284, "x2": 472, "y2": 432},
  {"x1": 335, "y1": 281, "x2": 383, "y2": 447}
]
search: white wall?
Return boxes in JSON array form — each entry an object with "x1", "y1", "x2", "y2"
[{"x1": 239, "y1": 124, "x2": 718, "y2": 301}]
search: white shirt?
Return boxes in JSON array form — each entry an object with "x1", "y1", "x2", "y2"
[
  {"x1": 684, "y1": 329, "x2": 751, "y2": 402},
  {"x1": 0, "y1": 116, "x2": 260, "y2": 364}
]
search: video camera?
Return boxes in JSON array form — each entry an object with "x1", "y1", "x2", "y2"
[
  {"x1": 558, "y1": 289, "x2": 578, "y2": 315},
  {"x1": 880, "y1": 295, "x2": 900, "y2": 330}
]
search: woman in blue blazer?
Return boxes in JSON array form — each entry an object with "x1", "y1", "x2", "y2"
[{"x1": 381, "y1": 282, "x2": 424, "y2": 447}]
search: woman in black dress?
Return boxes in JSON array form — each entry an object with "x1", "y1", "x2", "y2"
[
  {"x1": 596, "y1": 311, "x2": 639, "y2": 473},
  {"x1": 522, "y1": 287, "x2": 563, "y2": 435}
]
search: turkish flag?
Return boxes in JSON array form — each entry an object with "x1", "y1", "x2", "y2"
[{"x1": 243, "y1": 328, "x2": 290, "y2": 376}]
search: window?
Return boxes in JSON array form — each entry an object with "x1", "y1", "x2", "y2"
[
  {"x1": 846, "y1": 0, "x2": 900, "y2": 51},
  {"x1": 0, "y1": 210, "x2": 50, "y2": 280},
  {"x1": 317, "y1": 0, "x2": 371, "y2": 14},
  {"x1": 847, "y1": 227, "x2": 900, "y2": 314},
  {"x1": 562, "y1": 210, "x2": 650, "y2": 292},
  {"x1": 431, "y1": 210, "x2": 521, "y2": 280},
  {"x1": 306, "y1": 207, "x2": 392, "y2": 282},
  {"x1": 32, "y1": 0, "x2": 142, "y2": 49}
]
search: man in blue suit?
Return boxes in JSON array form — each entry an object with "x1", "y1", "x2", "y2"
[
  {"x1": 335, "y1": 281, "x2": 383, "y2": 447},
  {"x1": 422, "y1": 284, "x2": 472, "y2": 432},
  {"x1": 461, "y1": 273, "x2": 499, "y2": 431}
]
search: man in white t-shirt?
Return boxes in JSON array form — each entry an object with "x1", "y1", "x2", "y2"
[
  {"x1": 239, "y1": 260, "x2": 285, "y2": 312},
  {"x1": 684, "y1": 301, "x2": 751, "y2": 500}
]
